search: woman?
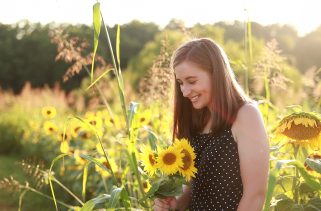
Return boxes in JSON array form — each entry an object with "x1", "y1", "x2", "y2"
[{"x1": 154, "y1": 38, "x2": 269, "y2": 211}]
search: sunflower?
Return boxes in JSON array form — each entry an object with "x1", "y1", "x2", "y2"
[
  {"x1": 134, "y1": 109, "x2": 152, "y2": 128},
  {"x1": 140, "y1": 145, "x2": 158, "y2": 176},
  {"x1": 157, "y1": 146, "x2": 184, "y2": 175},
  {"x1": 43, "y1": 121, "x2": 58, "y2": 135},
  {"x1": 304, "y1": 152, "x2": 321, "y2": 179},
  {"x1": 78, "y1": 128, "x2": 93, "y2": 140},
  {"x1": 274, "y1": 112, "x2": 321, "y2": 149},
  {"x1": 85, "y1": 115, "x2": 103, "y2": 129},
  {"x1": 41, "y1": 106, "x2": 57, "y2": 119},
  {"x1": 173, "y1": 139, "x2": 197, "y2": 181},
  {"x1": 57, "y1": 131, "x2": 71, "y2": 142},
  {"x1": 142, "y1": 180, "x2": 151, "y2": 193},
  {"x1": 73, "y1": 149, "x2": 87, "y2": 166},
  {"x1": 70, "y1": 124, "x2": 83, "y2": 138}
]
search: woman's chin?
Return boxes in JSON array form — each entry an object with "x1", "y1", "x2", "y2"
[{"x1": 192, "y1": 102, "x2": 205, "y2": 110}]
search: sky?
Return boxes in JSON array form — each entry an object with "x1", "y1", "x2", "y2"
[{"x1": 0, "y1": 0, "x2": 320, "y2": 36}]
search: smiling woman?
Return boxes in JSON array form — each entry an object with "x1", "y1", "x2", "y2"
[
  {"x1": 153, "y1": 38, "x2": 269, "y2": 211},
  {"x1": 175, "y1": 61, "x2": 212, "y2": 110}
]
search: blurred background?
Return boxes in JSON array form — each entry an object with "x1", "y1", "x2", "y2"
[{"x1": 0, "y1": 0, "x2": 321, "y2": 210}]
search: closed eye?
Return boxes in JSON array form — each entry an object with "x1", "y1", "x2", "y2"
[{"x1": 188, "y1": 80, "x2": 197, "y2": 85}]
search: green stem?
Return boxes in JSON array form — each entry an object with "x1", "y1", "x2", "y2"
[
  {"x1": 18, "y1": 190, "x2": 28, "y2": 211},
  {"x1": 292, "y1": 145, "x2": 299, "y2": 203},
  {"x1": 100, "y1": 14, "x2": 129, "y2": 134},
  {"x1": 294, "y1": 167, "x2": 299, "y2": 203},
  {"x1": 53, "y1": 178, "x2": 84, "y2": 205},
  {"x1": 83, "y1": 65, "x2": 120, "y2": 187},
  {"x1": 83, "y1": 64, "x2": 115, "y2": 120}
]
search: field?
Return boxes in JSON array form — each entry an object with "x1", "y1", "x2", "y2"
[{"x1": 0, "y1": 2, "x2": 321, "y2": 211}]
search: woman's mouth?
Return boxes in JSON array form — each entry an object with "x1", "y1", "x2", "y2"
[{"x1": 190, "y1": 95, "x2": 200, "y2": 102}]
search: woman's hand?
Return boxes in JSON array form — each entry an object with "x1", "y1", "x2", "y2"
[{"x1": 153, "y1": 197, "x2": 177, "y2": 211}]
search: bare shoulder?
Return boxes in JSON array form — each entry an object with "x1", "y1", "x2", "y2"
[
  {"x1": 231, "y1": 102, "x2": 267, "y2": 142},
  {"x1": 236, "y1": 102, "x2": 262, "y2": 123}
]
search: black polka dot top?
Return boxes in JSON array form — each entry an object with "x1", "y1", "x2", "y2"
[{"x1": 189, "y1": 128, "x2": 243, "y2": 211}]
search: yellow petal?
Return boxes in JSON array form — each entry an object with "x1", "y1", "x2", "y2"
[
  {"x1": 287, "y1": 120, "x2": 293, "y2": 130},
  {"x1": 60, "y1": 141, "x2": 69, "y2": 153}
]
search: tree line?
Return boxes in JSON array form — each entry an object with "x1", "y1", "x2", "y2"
[{"x1": 0, "y1": 19, "x2": 320, "y2": 93}]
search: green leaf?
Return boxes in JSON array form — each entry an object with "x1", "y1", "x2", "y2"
[
  {"x1": 120, "y1": 187, "x2": 131, "y2": 209},
  {"x1": 139, "y1": 179, "x2": 162, "y2": 201},
  {"x1": 305, "y1": 198, "x2": 321, "y2": 211},
  {"x1": 128, "y1": 101, "x2": 139, "y2": 129},
  {"x1": 108, "y1": 187, "x2": 123, "y2": 208},
  {"x1": 274, "y1": 194, "x2": 295, "y2": 211},
  {"x1": 144, "y1": 126, "x2": 158, "y2": 151},
  {"x1": 263, "y1": 169, "x2": 278, "y2": 211},
  {"x1": 49, "y1": 153, "x2": 70, "y2": 211},
  {"x1": 80, "y1": 194, "x2": 110, "y2": 211},
  {"x1": 306, "y1": 158, "x2": 321, "y2": 174},
  {"x1": 288, "y1": 161, "x2": 321, "y2": 191},
  {"x1": 91, "y1": 2, "x2": 101, "y2": 81},
  {"x1": 156, "y1": 177, "x2": 183, "y2": 197},
  {"x1": 79, "y1": 154, "x2": 112, "y2": 175},
  {"x1": 82, "y1": 162, "x2": 90, "y2": 201},
  {"x1": 86, "y1": 68, "x2": 113, "y2": 90},
  {"x1": 291, "y1": 204, "x2": 304, "y2": 211}
]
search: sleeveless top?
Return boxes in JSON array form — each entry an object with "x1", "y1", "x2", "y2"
[{"x1": 189, "y1": 128, "x2": 243, "y2": 210}]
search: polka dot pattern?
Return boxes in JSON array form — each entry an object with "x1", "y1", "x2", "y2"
[{"x1": 189, "y1": 128, "x2": 243, "y2": 210}]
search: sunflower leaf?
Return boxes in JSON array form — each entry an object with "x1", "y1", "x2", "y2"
[{"x1": 306, "y1": 158, "x2": 321, "y2": 174}]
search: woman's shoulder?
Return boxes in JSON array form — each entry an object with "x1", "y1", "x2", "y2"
[
  {"x1": 236, "y1": 101, "x2": 261, "y2": 121},
  {"x1": 231, "y1": 102, "x2": 265, "y2": 139}
]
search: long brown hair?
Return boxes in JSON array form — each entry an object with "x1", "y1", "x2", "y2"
[{"x1": 171, "y1": 38, "x2": 250, "y2": 140}]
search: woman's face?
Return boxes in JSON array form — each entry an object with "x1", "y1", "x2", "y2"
[{"x1": 175, "y1": 61, "x2": 213, "y2": 110}]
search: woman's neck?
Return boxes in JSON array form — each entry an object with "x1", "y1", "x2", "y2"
[{"x1": 202, "y1": 119, "x2": 212, "y2": 133}]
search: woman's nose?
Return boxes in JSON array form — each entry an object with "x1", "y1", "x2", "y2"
[{"x1": 181, "y1": 85, "x2": 191, "y2": 97}]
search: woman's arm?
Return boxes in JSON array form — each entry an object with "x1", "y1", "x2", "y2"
[{"x1": 232, "y1": 103, "x2": 269, "y2": 211}]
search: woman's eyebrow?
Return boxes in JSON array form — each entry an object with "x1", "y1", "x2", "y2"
[
  {"x1": 185, "y1": 76, "x2": 197, "y2": 80},
  {"x1": 175, "y1": 76, "x2": 197, "y2": 81}
]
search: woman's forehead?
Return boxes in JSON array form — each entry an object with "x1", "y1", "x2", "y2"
[{"x1": 174, "y1": 61, "x2": 208, "y2": 77}]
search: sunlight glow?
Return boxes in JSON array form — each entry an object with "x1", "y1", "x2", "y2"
[{"x1": 0, "y1": 0, "x2": 320, "y2": 36}]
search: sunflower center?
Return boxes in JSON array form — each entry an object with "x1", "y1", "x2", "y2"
[
  {"x1": 143, "y1": 182, "x2": 148, "y2": 189},
  {"x1": 181, "y1": 149, "x2": 192, "y2": 170},
  {"x1": 81, "y1": 132, "x2": 90, "y2": 139},
  {"x1": 163, "y1": 153, "x2": 176, "y2": 165},
  {"x1": 60, "y1": 133, "x2": 68, "y2": 140},
  {"x1": 47, "y1": 110, "x2": 52, "y2": 115},
  {"x1": 140, "y1": 117, "x2": 146, "y2": 123},
  {"x1": 90, "y1": 120, "x2": 97, "y2": 126},
  {"x1": 283, "y1": 123, "x2": 321, "y2": 140},
  {"x1": 148, "y1": 154, "x2": 156, "y2": 166},
  {"x1": 74, "y1": 126, "x2": 81, "y2": 133}
]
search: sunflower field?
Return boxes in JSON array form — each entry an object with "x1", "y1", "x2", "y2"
[{"x1": 0, "y1": 2, "x2": 321, "y2": 211}]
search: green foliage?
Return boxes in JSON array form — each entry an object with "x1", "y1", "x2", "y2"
[
  {"x1": 0, "y1": 108, "x2": 27, "y2": 154},
  {"x1": 0, "y1": 20, "x2": 159, "y2": 93}
]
